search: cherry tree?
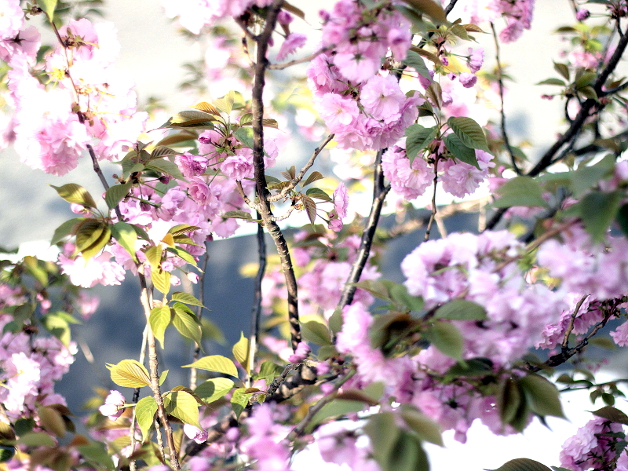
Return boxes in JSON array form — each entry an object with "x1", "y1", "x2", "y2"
[{"x1": 2, "y1": 0, "x2": 628, "y2": 470}]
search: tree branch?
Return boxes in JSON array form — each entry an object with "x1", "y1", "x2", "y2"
[
  {"x1": 249, "y1": 0, "x2": 302, "y2": 351},
  {"x1": 337, "y1": 149, "x2": 391, "y2": 309}
]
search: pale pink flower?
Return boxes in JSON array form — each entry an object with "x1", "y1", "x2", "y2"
[
  {"x1": 183, "y1": 424, "x2": 209, "y2": 444},
  {"x1": 276, "y1": 33, "x2": 307, "y2": 62},
  {"x1": 99, "y1": 390, "x2": 126, "y2": 420}
]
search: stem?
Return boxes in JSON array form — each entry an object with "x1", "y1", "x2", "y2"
[
  {"x1": 189, "y1": 243, "x2": 210, "y2": 390},
  {"x1": 286, "y1": 368, "x2": 355, "y2": 441},
  {"x1": 490, "y1": 22, "x2": 521, "y2": 175},
  {"x1": 268, "y1": 134, "x2": 334, "y2": 202},
  {"x1": 249, "y1": 0, "x2": 302, "y2": 351},
  {"x1": 424, "y1": 159, "x2": 439, "y2": 241},
  {"x1": 138, "y1": 271, "x2": 180, "y2": 470},
  {"x1": 248, "y1": 211, "x2": 266, "y2": 386},
  {"x1": 486, "y1": 22, "x2": 628, "y2": 230},
  {"x1": 337, "y1": 149, "x2": 390, "y2": 309}
]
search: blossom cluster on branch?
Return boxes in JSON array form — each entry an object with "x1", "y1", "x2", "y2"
[{"x1": 3, "y1": 0, "x2": 628, "y2": 471}]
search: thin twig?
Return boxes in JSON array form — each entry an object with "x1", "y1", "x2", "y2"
[
  {"x1": 486, "y1": 22, "x2": 628, "y2": 230},
  {"x1": 138, "y1": 271, "x2": 180, "y2": 470},
  {"x1": 561, "y1": 295, "x2": 590, "y2": 350},
  {"x1": 268, "y1": 44, "x2": 335, "y2": 70},
  {"x1": 490, "y1": 22, "x2": 521, "y2": 175},
  {"x1": 286, "y1": 368, "x2": 355, "y2": 441},
  {"x1": 268, "y1": 134, "x2": 334, "y2": 201}
]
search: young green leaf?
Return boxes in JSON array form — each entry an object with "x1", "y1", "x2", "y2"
[
  {"x1": 106, "y1": 359, "x2": 151, "y2": 388},
  {"x1": 184, "y1": 355, "x2": 239, "y2": 378}
]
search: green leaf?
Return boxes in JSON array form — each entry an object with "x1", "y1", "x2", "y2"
[
  {"x1": 222, "y1": 210, "x2": 253, "y2": 220},
  {"x1": 195, "y1": 378, "x2": 234, "y2": 404},
  {"x1": 385, "y1": 430, "x2": 429, "y2": 471},
  {"x1": 519, "y1": 374, "x2": 565, "y2": 418},
  {"x1": 616, "y1": 203, "x2": 628, "y2": 238},
  {"x1": 40, "y1": 0, "x2": 58, "y2": 23},
  {"x1": 497, "y1": 378, "x2": 530, "y2": 431},
  {"x1": 305, "y1": 187, "x2": 332, "y2": 201},
  {"x1": 400, "y1": 405, "x2": 443, "y2": 446},
  {"x1": 301, "y1": 195, "x2": 318, "y2": 225},
  {"x1": 553, "y1": 62, "x2": 570, "y2": 81},
  {"x1": 536, "y1": 78, "x2": 567, "y2": 86},
  {"x1": 579, "y1": 191, "x2": 621, "y2": 243},
  {"x1": 0, "y1": 446, "x2": 15, "y2": 463},
  {"x1": 400, "y1": 0, "x2": 447, "y2": 24},
  {"x1": 171, "y1": 292, "x2": 205, "y2": 308},
  {"x1": 405, "y1": 124, "x2": 437, "y2": 162},
  {"x1": 488, "y1": 458, "x2": 553, "y2": 471},
  {"x1": 110, "y1": 222, "x2": 138, "y2": 262},
  {"x1": 146, "y1": 160, "x2": 186, "y2": 181},
  {"x1": 164, "y1": 391, "x2": 200, "y2": 428},
  {"x1": 51, "y1": 217, "x2": 84, "y2": 245},
  {"x1": 50, "y1": 183, "x2": 97, "y2": 208},
  {"x1": 570, "y1": 154, "x2": 615, "y2": 197},
  {"x1": 81, "y1": 225, "x2": 111, "y2": 261},
  {"x1": 77, "y1": 442, "x2": 115, "y2": 470},
  {"x1": 232, "y1": 332, "x2": 250, "y2": 368},
  {"x1": 447, "y1": 116, "x2": 490, "y2": 152},
  {"x1": 426, "y1": 321, "x2": 464, "y2": 361},
  {"x1": 184, "y1": 355, "x2": 239, "y2": 378},
  {"x1": 444, "y1": 133, "x2": 481, "y2": 169},
  {"x1": 16, "y1": 432, "x2": 56, "y2": 447},
  {"x1": 151, "y1": 268, "x2": 171, "y2": 296},
  {"x1": 149, "y1": 306, "x2": 171, "y2": 349},
  {"x1": 389, "y1": 283, "x2": 424, "y2": 312},
  {"x1": 37, "y1": 406, "x2": 66, "y2": 438},
  {"x1": 105, "y1": 182, "x2": 132, "y2": 210},
  {"x1": 303, "y1": 171, "x2": 324, "y2": 187},
  {"x1": 592, "y1": 406, "x2": 628, "y2": 425},
  {"x1": 364, "y1": 413, "x2": 401, "y2": 466},
  {"x1": 308, "y1": 400, "x2": 366, "y2": 432},
  {"x1": 106, "y1": 359, "x2": 151, "y2": 388},
  {"x1": 75, "y1": 220, "x2": 107, "y2": 253},
  {"x1": 41, "y1": 313, "x2": 72, "y2": 347},
  {"x1": 403, "y1": 50, "x2": 432, "y2": 80},
  {"x1": 301, "y1": 320, "x2": 332, "y2": 346},
  {"x1": 172, "y1": 306, "x2": 202, "y2": 345},
  {"x1": 492, "y1": 176, "x2": 548, "y2": 208},
  {"x1": 435, "y1": 299, "x2": 487, "y2": 321},
  {"x1": 231, "y1": 388, "x2": 253, "y2": 419}
]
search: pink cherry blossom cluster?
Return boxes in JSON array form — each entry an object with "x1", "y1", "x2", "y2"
[
  {"x1": 306, "y1": 1, "x2": 422, "y2": 151},
  {"x1": 457, "y1": 0, "x2": 536, "y2": 43},
  {"x1": 162, "y1": 0, "x2": 274, "y2": 35},
  {"x1": 308, "y1": 55, "x2": 423, "y2": 151},
  {"x1": 538, "y1": 223, "x2": 628, "y2": 302},
  {"x1": 402, "y1": 231, "x2": 566, "y2": 366},
  {"x1": 7, "y1": 16, "x2": 147, "y2": 176},
  {"x1": 383, "y1": 143, "x2": 495, "y2": 201},
  {"x1": 559, "y1": 416, "x2": 628, "y2": 471},
  {"x1": 0, "y1": 314, "x2": 76, "y2": 421},
  {"x1": 239, "y1": 403, "x2": 291, "y2": 471}
]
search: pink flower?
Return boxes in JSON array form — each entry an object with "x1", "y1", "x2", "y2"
[
  {"x1": 99, "y1": 390, "x2": 126, "y2": 420},
  {"x1": 276, "y1": 33, "x2": 307, "y2": 62},
  {"x1": 360, "y1": 75, "x2": 407, "y2": 123},
  {"x1": 459, "y1": 72, "x2": 477, "y2": 88},
  {"x1": 467, "y1": 47, "x2": 484, "y2": 73},
  {"x1": 183, "y1": 424, "x2": 208, "y2": 444},
  {"x1": 319, "y1": 93, "x2": 359, "y2": 128},
  {"x1": 328, "y1": 182, "x2": 349, "y2": 232},
  {"x1": 59, "y1": 250, "x2": 126, "y2": 288},
  {"x1": 288, "y1": 342, "x2": 311, "y2": 363}
]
